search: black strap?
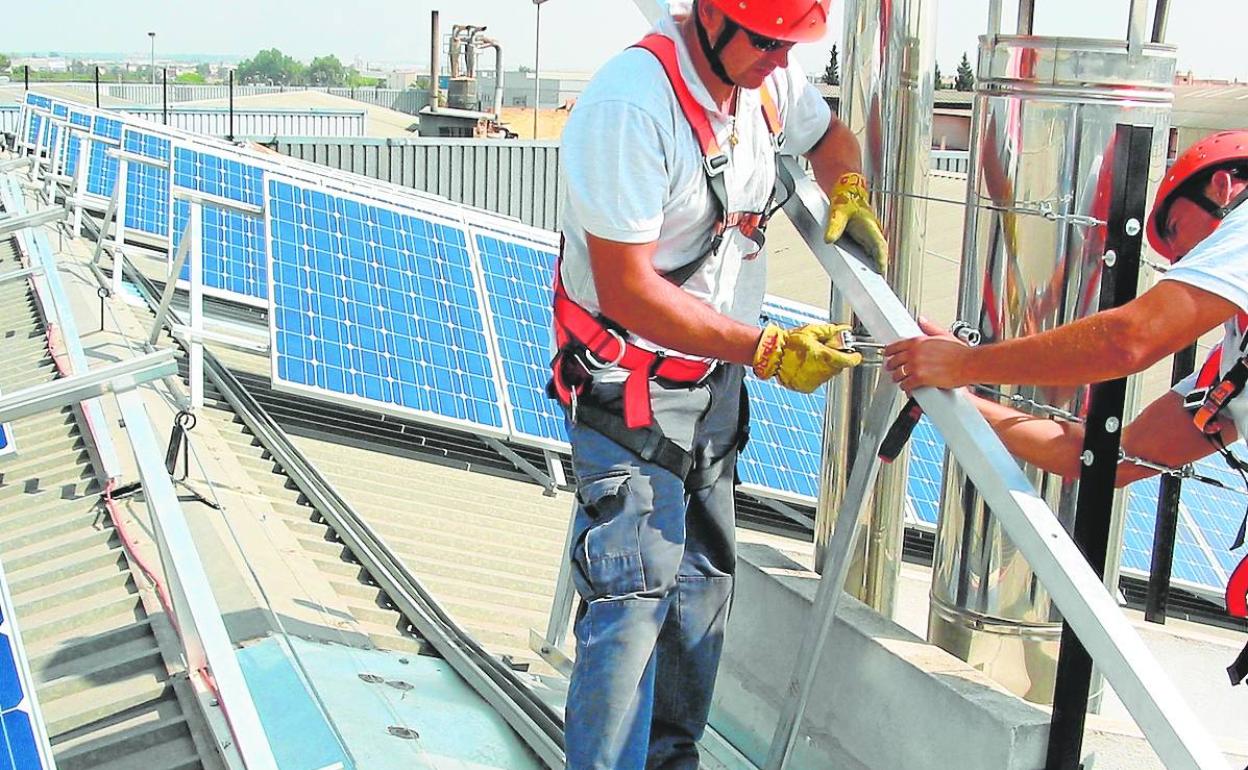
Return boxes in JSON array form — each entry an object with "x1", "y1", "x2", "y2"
[
  {"x1": 1228, "y1": 639, "x2": 1248, "y2": 685},
  {"x1": 693, "y1": 0, "x2": 737, "y2": 88},
  {"x1": 573, "y1": 400, "x2": 695, "y2": 481},
  {"x1": 685, "y1": 381, "x2": 751, "y2": 490}
]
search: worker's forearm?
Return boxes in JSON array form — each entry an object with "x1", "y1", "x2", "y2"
[
  {"x1": 808, "y1": 118, "x2": 864, "y2": 192},
  {"x1": 964, "y1": 312, "x2": 1148, "y2": 387},
  {"x1": 600, "y1": 271, "x2": 763, "y2": 365},
  {"x1": 974, "y1": 395, "x2": 1088, "y2": 478}
]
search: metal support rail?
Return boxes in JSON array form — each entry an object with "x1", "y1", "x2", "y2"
[
  {"x1": 769, "y1": 155, "x2": 1228, "y2": 770},
  {"x1": 121, "y1": 261, "x2": 569, "y2": 770}
]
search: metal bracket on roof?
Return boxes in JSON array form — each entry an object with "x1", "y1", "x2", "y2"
[
  {"x1": 0, "y1": 204, "x2": 70, "y2": 238},
  {"x1": 479, "y1": 436, "x2": 559, "y2": 496}
]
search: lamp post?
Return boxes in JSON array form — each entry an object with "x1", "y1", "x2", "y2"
[
  {"x1": 148, "y1": 32, "x2": 156, "y2": 87},
  {"x1": 533, "y1": 0, "x2": 551, "y2": 139}
]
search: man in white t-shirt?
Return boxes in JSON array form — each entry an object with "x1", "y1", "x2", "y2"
[{"x1": 551, "y1": 1, "x2": 886, "y2": 767}]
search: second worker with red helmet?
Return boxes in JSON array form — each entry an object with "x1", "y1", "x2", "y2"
[{"x1": 552, "y1": 1, "x2": 886, "y2": 768}]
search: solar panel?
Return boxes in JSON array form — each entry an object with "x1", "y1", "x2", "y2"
[
  {"x1": 86, "y1": 115, "x2": 122, "y2": 200},
  {"x1": 470, "y1": 221, "x2": 566, "y2": 450},
  {"x1": 266, "y1": 174, "x2": 508, "y2": 436},
  {"x1": 736, "y1": 298, "x2": 832, "y2": 505},
  {"x1": 0, "y1": 565, "x2": 53, "y2": 770},
  {"x1": 907, "y1": 417, "x2": 945, "y2": 528},
  {"x1": 0, "y1": 423, "x2": 12, "y2": 458},
  {"x1": 63, "y1": 111, "x2": 93, "y2": 179},
  {"x1": 121, "y1": 129, "x2": 172, "y2": 239},
  {"x1": 171, "y1": 145, "x2": 268, "y2": 305}
]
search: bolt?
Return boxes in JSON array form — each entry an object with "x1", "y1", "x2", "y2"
[
  {"x1": 1105, "y1": 417, "x2": 1120, "y2": 433},
  {"x1": 1125, "y1": 218, "x2": 1141, "y2": 237},
  {"x1": 1081, "y1": 450, "x2": 1095, "y2": 466},
  {"x1": 1102, "y1": 250, "x2": 1117, "y2": 267}
]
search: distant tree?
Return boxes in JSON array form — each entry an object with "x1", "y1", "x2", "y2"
[
  {"x1": 517, "y1": 64, "x2": 532, "y2": 74},
  {"x1": 823, "y1": 44, "x2": 840, "y2": 86},
  {"x1": 345, "y1": 68, "x2": 382, "y2": 88},
  {"x1": 934, "y1": 61, "x2": 943, "y2": 90},
  {"x1": 175, "y1": 71, "x2": 206, "y2": 84},
  {"x1": 235, "y1": 48, "x2": 304, "y2": 85},
  {"x1": 195, "y1": 62, "x2": 212, "y2": 78},
  {"x1": 0, "y1": 54, "x2": 10, "y2": 72},
  {"x1": 306, "y1": 54, "x2": 347, "y2": 86},
  {"x1": 955, "y1": 52, "x2": 975, "y2": 91}
]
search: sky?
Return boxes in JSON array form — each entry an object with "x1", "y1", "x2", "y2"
[{"x1": 3, "y1": 0, "x2": 1246, "y2": 82}]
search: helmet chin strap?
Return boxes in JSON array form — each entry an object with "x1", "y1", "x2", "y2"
[{"x1": 693, "y1": 1, "x2": 739, "y2": 87}]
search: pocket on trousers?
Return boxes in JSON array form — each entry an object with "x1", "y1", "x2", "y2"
[{"x1": 574, "y1": 471, "x2": 652, "y2": 599}]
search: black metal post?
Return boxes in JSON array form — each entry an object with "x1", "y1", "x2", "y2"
[
  {"x1": 1044, "y1": 124, "x2": 1154, "y2": 770},
  {"x1": 228, "y1": 70, "x2": 235, "y2": 142},
  {"x1": 24, "y1": 65, "x2": 29, "y2": 91},
  {"x1": 1152, "y1": 0, "x2": 1171, "y2": 44},
  {"x1": 1144, "y1": 342, "x2": 1198, "y2": 623},
  {"x1": 94, "y1": 66, "x2": 101, "y2": 107},
  {"x1": 162, "y1": 68, "x2": 169, "y2": 125}
]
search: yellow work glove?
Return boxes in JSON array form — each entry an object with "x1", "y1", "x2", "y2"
[
  {"x1": 752, "y1": 323, "x2": 862, "y2": 393},
  {"x1": 824, "y1": 172, "x2": 889, "y2": 275}
]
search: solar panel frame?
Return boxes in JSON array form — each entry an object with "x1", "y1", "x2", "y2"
[{"x1": 265, "y1": 171, "x2": 513, "y2": 439}]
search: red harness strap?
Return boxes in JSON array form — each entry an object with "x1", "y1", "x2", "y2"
[{"x1": 551, "y1": 268, "x2": 712, "y2": 429}]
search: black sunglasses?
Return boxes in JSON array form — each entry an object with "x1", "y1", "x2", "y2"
[{"x1": 743, "y1": 28, "x2": 794, "y2": 53}]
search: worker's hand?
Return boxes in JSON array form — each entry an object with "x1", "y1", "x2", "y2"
[
  {"x1": 883, "y1": 317, "x2": 974, "y2": 393},
  {"x1": 753, "y1": 323, "x2": 862, "y2": 393},
  {"x1": 824, "y1": 172, "x2": 889, "y2": 275}
]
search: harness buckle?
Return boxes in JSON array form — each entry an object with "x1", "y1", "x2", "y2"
[
  {"x1": 583, "y1": 326, "x2": 628, "y2": 370},
  {"x1": 704, "y1": 153, "x2": 729, "y2": 178},
  {"x1": 772, "y1": 131, "x2": 785, "y2": 154}
]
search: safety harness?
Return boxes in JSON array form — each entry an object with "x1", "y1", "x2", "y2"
[{"x1": 548, "y1": 32, "x2": 783, "y2": 482}]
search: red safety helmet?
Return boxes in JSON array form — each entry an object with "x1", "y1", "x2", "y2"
[
  {"x1": 1147, "y1": 130, "x2": 1248, "y2": 262},
  {"x1": 702, "y1": 0, "x2": 832, "y2": 43}
]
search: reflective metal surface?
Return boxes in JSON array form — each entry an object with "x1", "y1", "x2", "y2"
[
  {"x1": 932, "y1": 34, "x2": 1175, "y2": 704},
  {"x1": 816, "y1": 0, "x2": 935, "y2": 614}
]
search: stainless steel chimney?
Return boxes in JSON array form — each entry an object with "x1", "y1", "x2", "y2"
[
  {"x1": 816, "y1": 0, "x2": 935, "y2": 615},
  {"x1": 929, "y1": 28, "x2": 1175, "y2": 704}
]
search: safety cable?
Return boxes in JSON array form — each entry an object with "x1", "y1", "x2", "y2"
[
  {"x1": 973, "y1": 384, "x2": 1086, "y2": 423},
  {"x1": 868, "y1": 187, "x2": 1106, "y2": 228}
]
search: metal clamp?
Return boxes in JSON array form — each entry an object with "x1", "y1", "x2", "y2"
[{"x1": 582, "y1": 327, "x2": 628, "y2": 370}]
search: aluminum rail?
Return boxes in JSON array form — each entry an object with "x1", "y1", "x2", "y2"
[
  {"x1": 776, "y1": 155, "x2": 1228, "y2": 770},
  {"x1": 122, "y1": 262, "x2": 568, "y2": 769},
  {"x1": 0, "y1": 204, "x2": 66, "y2": 238},
  {"x1": 0, "y1": 350, "x2": 176, "y2": 423}
]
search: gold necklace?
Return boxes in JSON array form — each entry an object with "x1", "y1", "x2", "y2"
[{"x1": 728, "y1": 87, "x2": 741, "y2": 147}]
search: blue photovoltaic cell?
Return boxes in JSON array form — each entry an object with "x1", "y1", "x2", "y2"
[
  {"x1": 23, "y1": 93, "x2": 49, "y2": 109},
  {"x1": 122, "y1": 129, "x2": 171, "y2": 238},
  {"x1": 736, "y1": 301, "x2": 830, "y2": 503},
  {"x1": 1121, "y1": 474, "x2": 1227, "y2": 590},
  {"x1": 171, "y1": 147, "x2": 268, "y2": 302},
  {"x1": 907, "y1": 417, "x2": 945, "y2": 526},
  {"x1": 267, "y1": 177, "x2": 506, "y2": 433},
  {"x1": 472, "y1": 229, "x2": 565, "y2": 448},
  {"x1": 172, "y1": 200, "x2": 268, "y2": 302},
  {"x1": 63, "y1": 112, "x2": 93, "y2": 179},
  {"x1": 0, "y1": 423, "x2": 12, "y2": 458},
  {"x1": 51, "y1": 103, "x2": 67, "y2": 119},
  {"x1": 0, "y1": 593, "x2": 50, "y2": 770},
  {"x1": 86, "y1": 116, "x2": 123, "y2": 199}
]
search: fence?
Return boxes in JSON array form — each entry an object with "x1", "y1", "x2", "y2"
[
  {"x1": 277, "y1": 137, "x2": 563, "y2": 231},
  {"x1": 0, "y1": 82, "x2": 429, "y2": 115}
]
